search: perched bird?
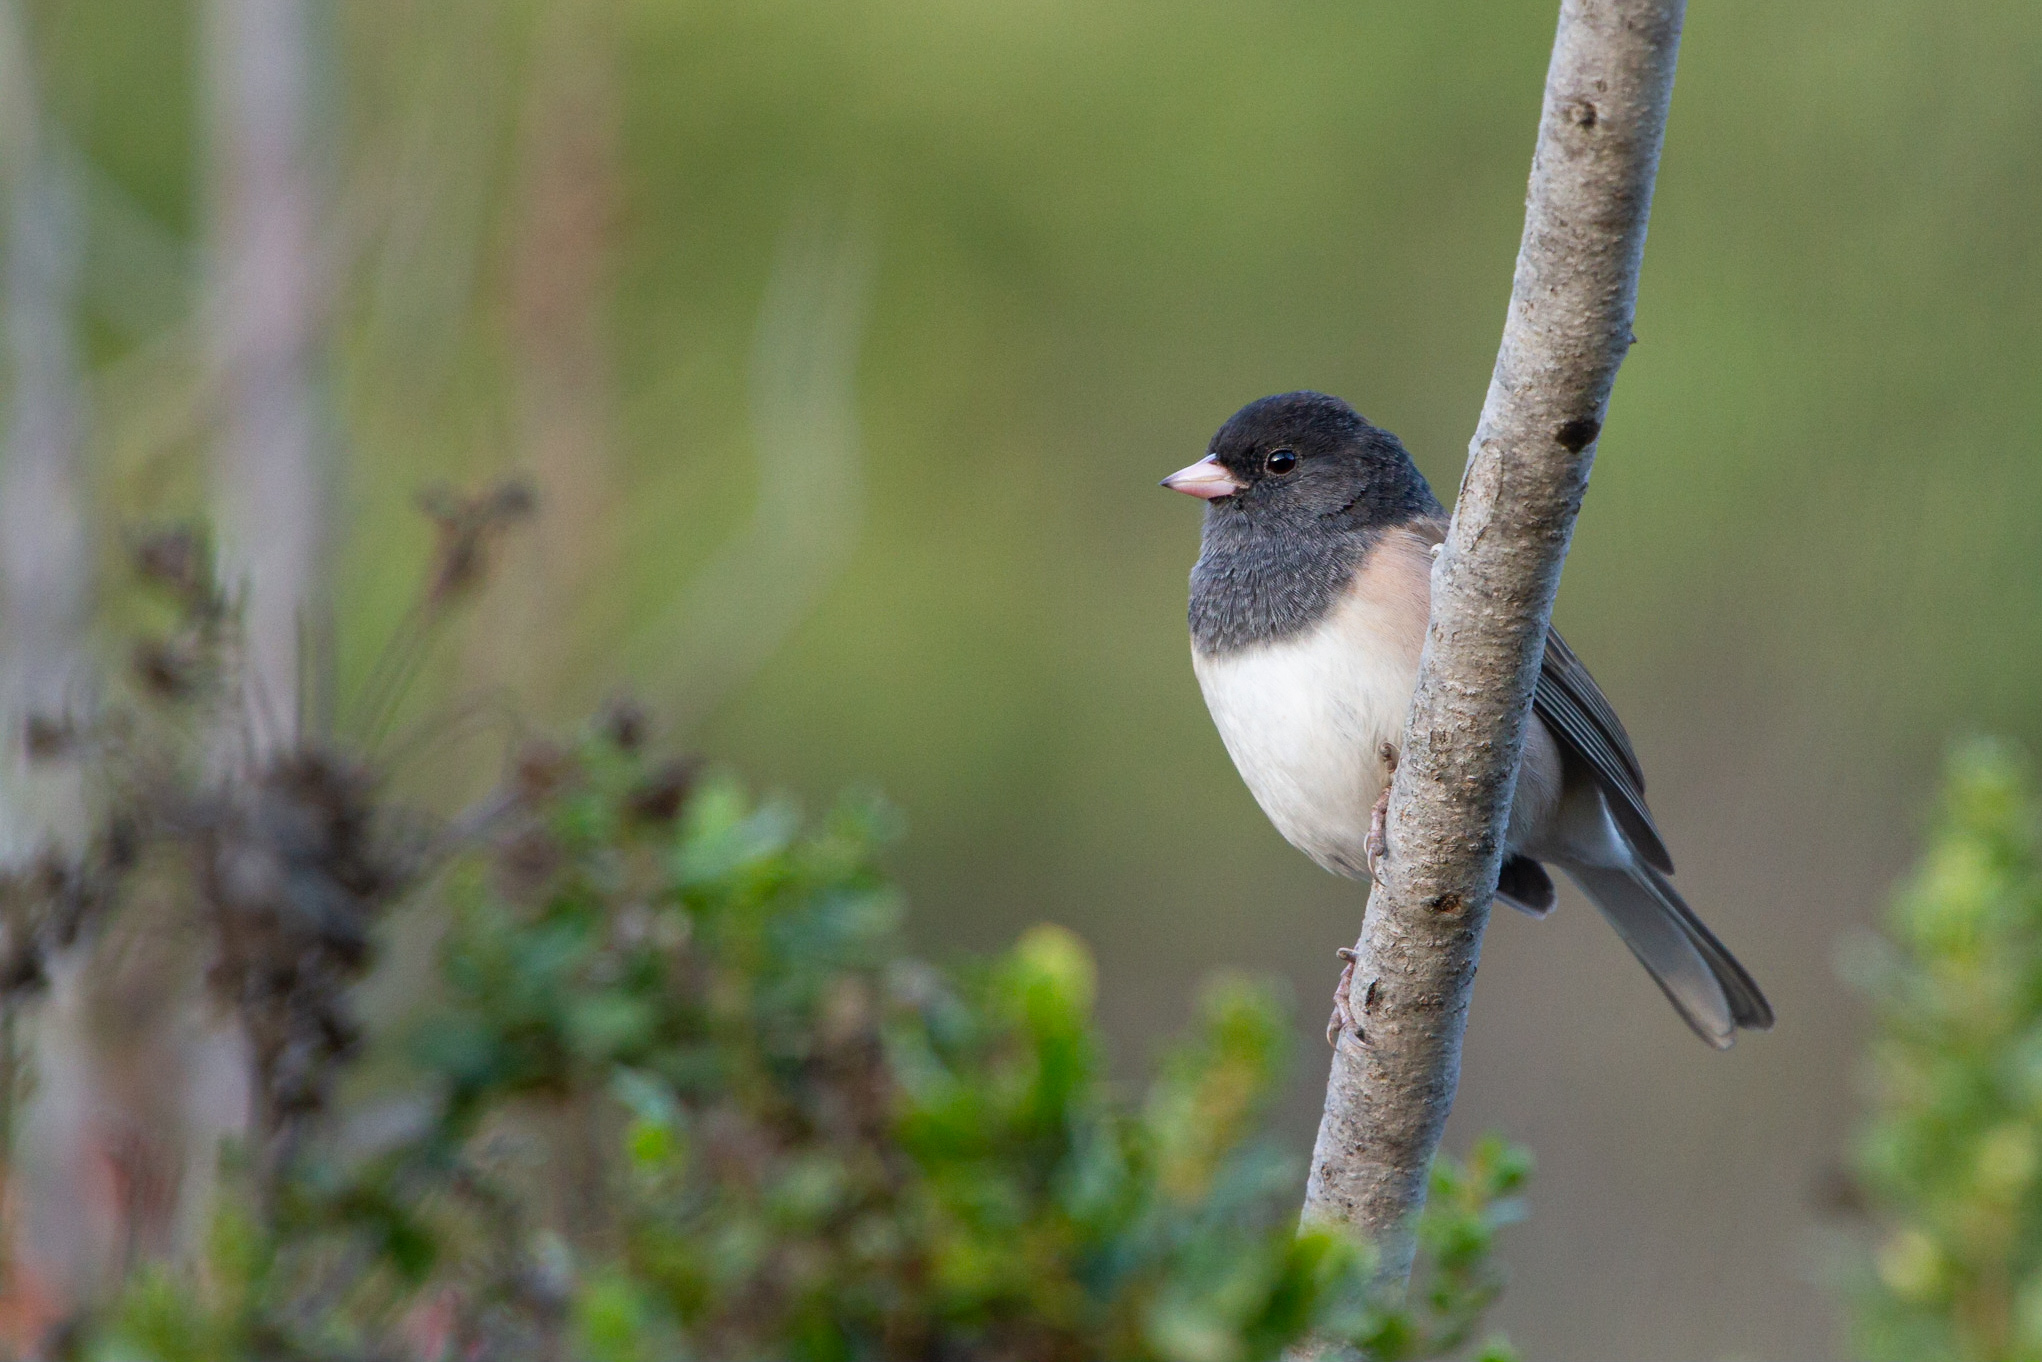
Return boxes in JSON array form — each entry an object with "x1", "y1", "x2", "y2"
[{"x1": 1163, "y1": 391, "x2": 1771, "y2": 1049}]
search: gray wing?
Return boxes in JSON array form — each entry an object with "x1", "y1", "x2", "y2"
[{"x1": 1532, "y1": 627, "x2": 1674, "y2": 873}]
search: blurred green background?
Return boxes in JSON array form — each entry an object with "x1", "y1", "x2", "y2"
[{"x1": 19, "y1": 0, "x2": 2042, "y2": 1355}]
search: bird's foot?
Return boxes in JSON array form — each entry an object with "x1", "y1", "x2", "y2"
[
  {"x1": 1365, "y1": 742, "x2": 1398, "y2": 882},
  {"x1": 1326, "y1": 946, "x2": 1361, "y2": 1047},
  {"x1": 1334, "y1": 744, "x2": 1399, "y2": 1045}
]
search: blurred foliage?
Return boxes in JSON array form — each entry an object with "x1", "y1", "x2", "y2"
[
  {"x1": 1847, "y1": 741, "x2": 2042, "y2": 1362},
  {"x1": 19, "y1": 0, "x2": 2042, "y2": 969},
  {"x1": 2, "y1": 583, "x2": 1527, "y2": 1360}
]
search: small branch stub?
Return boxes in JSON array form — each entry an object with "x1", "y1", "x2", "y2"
[{"x1": 1297, "y1": 0, "x2": 1687, "y2": 1296}]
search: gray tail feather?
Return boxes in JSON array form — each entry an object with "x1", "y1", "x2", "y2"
[{"x1": 1562, "y1": 861, "x2": 1774, "y2": 1048}]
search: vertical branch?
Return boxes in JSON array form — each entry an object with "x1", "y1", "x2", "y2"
[
  {"x1": 1299, "y1": 0, "x2": 1686, "y2": 1289},
  {"x1": 204, "y1": 0, "x2": 330, "y2": 759}
]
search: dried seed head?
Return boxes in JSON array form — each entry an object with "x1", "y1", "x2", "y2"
[
  {"x1": 198, "y1": 744, "x2": 413, "y2": 1142},
  {"x1": 513, "y1": 740, "x2": 575, "y2": 803},
  {"x1": 600, "y1": 694, "x2": 650, "y2": 753},
  {"x1": 626, "y1": 758, "x2": 699, "y2": 826},
  {"x1": 132, "y1": 637, "x2": 206, "y2": 702},
  {"x1": 22, "y1": 713, "x2": 75, "y2": 763},
  {"x1": 495, "y1": 825, "x2": 565, "y2": 897},
  {"x1": 132, "y1": 524, "x2": 212, "y2": 602},
  {"x1": 420, "y1": 478, "x2": 538, "y2": 607}
]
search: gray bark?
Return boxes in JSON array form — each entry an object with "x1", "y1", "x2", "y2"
[
  {"x1": 205, "y1": 0, "x2": 329, "y2": 758},
  {"x1": 1298, "y1": 0, "x2": 1686, "y2": 1288}
]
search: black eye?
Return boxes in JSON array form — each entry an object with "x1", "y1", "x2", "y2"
[{"x1": 1265, "y1": 449, "x2": 1298, "y2": 475}]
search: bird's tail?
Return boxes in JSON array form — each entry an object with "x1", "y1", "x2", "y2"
[{"x1": 1562, "y1": 861, "x2": 1773, "y2": 1048}]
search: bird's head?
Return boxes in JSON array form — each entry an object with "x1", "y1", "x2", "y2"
[{"x1": 1161, "y1": 391, "x2": 1438, "y2": 528}]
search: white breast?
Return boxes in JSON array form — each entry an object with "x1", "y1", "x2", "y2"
[{"x1": 1192, "y1": 529, "x2": 1432, "y2": 880}]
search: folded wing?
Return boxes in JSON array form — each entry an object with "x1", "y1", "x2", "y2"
[{"x1": 1534, "y1": 627, "x2": 1673, "y2": 873}]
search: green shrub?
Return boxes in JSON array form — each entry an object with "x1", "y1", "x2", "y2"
[
  {"x1": 1848, "y1": 740, "x2": 2042, "y2": 1362},
  {"x1": 66, "y1": 719, "x2": 1524, "y2": 1362}
]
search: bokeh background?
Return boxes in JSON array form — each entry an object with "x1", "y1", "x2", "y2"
[{"x1": 10, "y1": 0, "x2": 2042, "y2": 1355}]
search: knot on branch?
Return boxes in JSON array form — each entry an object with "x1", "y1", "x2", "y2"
[
  {"x1": 1553, "y1": 417, "x2": 1601, "y2": 453},
  {"x1": 1561, "y1": 96, "x2": 1599, "y2": 128}
]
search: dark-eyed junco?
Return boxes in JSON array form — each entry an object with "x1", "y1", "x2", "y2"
[{"x1": 1163, "y1": 391, "x2": 1772, "y2": 1049}]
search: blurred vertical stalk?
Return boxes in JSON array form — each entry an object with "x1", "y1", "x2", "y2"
[
  {"x1": 0, "y1": 0, "x2": 80, "y2": 1244},
  {"x1": 0, "y1": 0, "x2": 89, "y2": 862},
  {"x1": 0, "y1": 0, "x2": 87, "y2": 1173},
  {"x1": 504, "y1": 0, "x2": 630, "y2": 1191},
  {"x1": 197, "y1": 0, "x2": 330, "y2": 1225},
  {"x1": 482, "y1": 0, "x2": 623, "y2": 716},
  {"x1": 0, "y1": 0, "x2": 96, "y2": 1319},
  {"x1": 204, "y1": 0, "x2": 331, "y2": 758}
]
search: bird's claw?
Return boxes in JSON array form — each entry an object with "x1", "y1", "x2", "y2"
[
  {"x1": 1333, "y1": 745, "x2": 1399, "y2": 1045},
  {"x1": 1366, "y1": 796, "x2": 1390, "y2": 882},
  {"x1": 1365, "y1": 743, "x2": 1398, "y2": 883},
  {"x1": 1326, "y1": 946, "x2": 1361, "y2": 1046}
]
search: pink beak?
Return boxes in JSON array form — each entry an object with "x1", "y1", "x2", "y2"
[{"x1": 1160, "y1": 455, "x2": 1247, "y2": 500}]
